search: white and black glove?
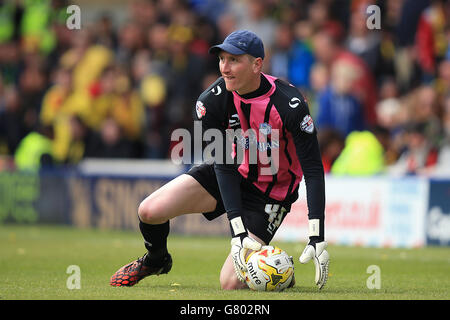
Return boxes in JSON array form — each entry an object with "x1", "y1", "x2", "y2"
[
  {"x1": 299, "y1": 219, "x2": 329, "y2": 289},
  {"x1": 229, "y1": 217, "x2": 262, "y2": 282}
]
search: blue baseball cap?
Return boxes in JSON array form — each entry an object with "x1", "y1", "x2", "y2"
[{"x1": 209, "y1": 30, "x2": 265, "y2": 59}]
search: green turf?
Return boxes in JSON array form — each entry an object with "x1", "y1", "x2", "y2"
[{"x1": 0, "y1": 225, "x2": 449, "y2": 300}]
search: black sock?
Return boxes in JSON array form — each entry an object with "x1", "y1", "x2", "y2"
[{"x1": 139, "y1": 219, "x2": 170, "y2": 263}]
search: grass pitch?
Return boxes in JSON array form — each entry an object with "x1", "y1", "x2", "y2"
[{"x1": 1, "y1": 225, "x2": 449, "y2": 300}]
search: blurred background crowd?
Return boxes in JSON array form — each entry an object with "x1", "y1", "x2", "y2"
[{"x1": 0, "y1": 0, "x2": 449, "y2": 176}]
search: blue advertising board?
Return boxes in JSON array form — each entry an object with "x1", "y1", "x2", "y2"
[
  {"x1": 426, "y1": 180, "x2": 450, "y2": 246},
  {"x1": 1, "y1": 167, "x2": 449, "y2": 246}
]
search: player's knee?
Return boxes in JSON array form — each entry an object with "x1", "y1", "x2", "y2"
[
  {"x1": 137, "y1": 200, "x2": 152, "y2": 223},
  {"x1": 220, "y1": 278, "x2": 246, "y2": 290},
  {"x1": 138, "y1": 196, "x2": 166, "y2": 224},
  {"x1": 220, "y1": 272, "x2": 247, "y2": 290}
]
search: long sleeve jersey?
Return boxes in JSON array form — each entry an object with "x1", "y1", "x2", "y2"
[{"x1": 194, "y1": 73, "x2": 325, "y2": 235}]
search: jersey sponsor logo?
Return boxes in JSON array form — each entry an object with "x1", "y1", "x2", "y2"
[
  {"x1": 257, "y1": 140, "x2": 279, "y2": 152},
  {"x1": 236, "y1": 134, "x2": 279, "y2": 152},
  {"x1": 211, "y1": 85, "x2": 222, "y2": 96},
  {"x1": 300, "y1": 114, "x2": 314, "y2": 134},
  {"x1": 196, "y1": 100, "x2": 206, "y2": 119},
  {"x1": 259, "y1": 122, "x2": 272, "y2": 135},
  {"x1": 289, "y1": 97, "x2": 301, "y2": 108}
]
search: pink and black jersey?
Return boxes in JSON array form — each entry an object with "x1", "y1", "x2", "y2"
[{"x1": 195, "y1": 73, "x2": 325, "y2": 222}]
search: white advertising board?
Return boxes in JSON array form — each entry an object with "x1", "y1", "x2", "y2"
[{"x1": 274, "y1": 176, "x2": 429, "y2": 248}]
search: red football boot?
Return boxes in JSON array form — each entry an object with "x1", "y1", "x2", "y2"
[{"x1": 110, "y1": 253, "x2": 172, "y2": 287}]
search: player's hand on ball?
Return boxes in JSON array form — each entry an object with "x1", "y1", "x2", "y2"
[
  {"x1": 230, "y1": 235, "x2": 262, "y2": 282},
  {"x1": 299, "y1": 241, "x2": 329, "y2": 289}
]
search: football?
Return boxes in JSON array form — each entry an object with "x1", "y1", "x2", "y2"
[{"x1": 244, "y1": 245, "x2": 294, "y2": 291}]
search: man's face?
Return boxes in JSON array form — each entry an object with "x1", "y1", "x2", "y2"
[{"x1": 218, "y1": 51, "x2": 261, "y2": 94}]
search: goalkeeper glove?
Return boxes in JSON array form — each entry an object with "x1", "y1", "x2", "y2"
[
  {"x1": 299, "y1": 219, "x2": 329, "y2": 289},
  {"x1": 229, "y1": 217, "x2": 262, "y2": 282}
]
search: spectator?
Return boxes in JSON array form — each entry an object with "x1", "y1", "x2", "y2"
[
  {"x1": 388, "y1": 122, "x2": 439, "y2": 175},
  {"x1": 110, "y1": 67, "x2": 145, "y2": 154},
  {"x1": 93, "y1": 13, "x2": 118, "y2": 51},
  {"x1": 18, "y1": 62, "x2": 48, "y2": 133},
  {"x1": 345, "y1": 0, "x2": 382, "y2": 73},
  {"x1": 401, "y1": 85, "x2": 443, "y2": 149},
  {"x1": 0, "y1": 39, "x2": 21, "y2": 86},
  {"x1": 331, "y1": 126, "x2": 391, "y2": 176},
  {"x1": 307, "y1": 1, "x2": 331, "y2": 31},
  {"x1": 164, "y1": 22, "x2": 206, "y2": 130},
  {"x1": 64, "y1": 114, "x2": 94, "y2": 164},
  {"x1": 85, "y1": 117, "x2": 136, "y2": 159},
  {"x1": 216, "y1": 12, "x2": 238, "y2": 42},
  {"x1": 375, "y1": 77, "x2": 404, "y2": 132},
  {"x1": 312, "y1": 27, "x2": 378, "y2": 127},
  {"x1": 317, "y1": 128, "x2": 345, "y2": 174},
  {"x1": 443, "y1": 94, "x2": 450, "y2": 141},
  {"x1": 0, "y1": 85, "x2": 27, "y2": 155},
  {"x1": 86, "y1": 65, "x2": 117, "y2": 130},
  {"x1": 446, "y1": 24, "x2": 450, "y2": 61},
  {"x1": 20, "y1": 0, "x2": 59, "y2": 56},
  {"x1": 230, "y1": 0, "x2": 277, "y2": 52},
  {"x1": 39, "y1": 65, "x2": 90, "y2": 163},
  {"x1": 69, "y1": 30, "x2": 114, "y2": 94},
  {"x1": 308, "y1": 62, "x2": 329, "y2": 117},
  {"x1": 146, "y1": 23, "x2": 171, "y2": 69},
  {"x1": 0, "y1": 0, "x2": 23, "y2": 44},
  {"x1": 0, "y1": 0, "x2": 448, "y2": 176},
  {"x1": 378, "y1": 76, "x2": 400, "y2": 100},
  {"x1": 189, "y1": 0, "x2": 227, "y2": 24},
  {"x1": 116, "y1": 21, "x2": 145, "y2": 67},
  {"x1": 430, "y1": 94, "x2": 450, "y2": 176},
  {"x1": 316, "y1": 60, "x2": 366, "y2": 137},
  {"x1": 394, "y1": 0, "x2": 431, "y2": 92},
  {"x1": 40, "y1": 66, "x2": 73, "y2": 126},
  {"x1": 14, "y1": 125, "x2": 54, "y2": 171},
  {"x1": 436, "y1": 59, "x2": 450, "y2": 98},
  {"x1": 128, "y1": 0, "x2": 158, "y2": 29},
  {"x1": 288, "y1": 20, "x2": 316, "y2": 90},
  {"x1": 270, "y1": 23, "x2": 293, "y2": 81}
]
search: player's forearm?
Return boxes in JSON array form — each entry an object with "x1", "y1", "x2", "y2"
[
  {"x1": 296, "y1": 137, "x2": 326, "y2": 241},
  {"x1": 304, "y1": 172, "x2": 325, "y2": 242},
  {"x1": 304, "y1": 172, "x2": 325, "y2": 215},
  {"x1": 303, "y1": 150, "x2": 325, "y2": 241},
  {"x1": 213, "y1": 163, "x2": 243, "y2": 221}
]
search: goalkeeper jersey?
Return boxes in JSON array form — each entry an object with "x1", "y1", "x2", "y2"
[{"x1": 194, "y1": 73, "x2": 325, "y2": 221}]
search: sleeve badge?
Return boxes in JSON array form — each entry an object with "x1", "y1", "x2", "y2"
[
  {"x1": 300, "y1": 114, "x2": 315, "y2": 134},
  {"x1": 196, "y1": 100, "x2": 206, "y2": 119}
]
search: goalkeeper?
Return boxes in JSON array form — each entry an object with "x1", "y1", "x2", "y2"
[{"x1": 110, "y1": 30, "x2": 329, "y2": 290}]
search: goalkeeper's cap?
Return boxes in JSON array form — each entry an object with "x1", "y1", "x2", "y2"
[{"x1": 209, "y1": 30, "x2": 265, "y2": 59}]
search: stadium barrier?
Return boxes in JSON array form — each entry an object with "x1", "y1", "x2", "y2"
[
  {"x1": 0, "y1": 159, "x2": 448, "y2": 247},
  {"x1": 278, "y1": 176, "x2": 450, "y2": 247},
  {"x1": 276, "y1": 177, "x2": 430, "y2": 247}
]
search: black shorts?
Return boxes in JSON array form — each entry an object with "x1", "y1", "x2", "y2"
[{"x1": 186, "y1": 163, "x2": 298, "y2": 244}]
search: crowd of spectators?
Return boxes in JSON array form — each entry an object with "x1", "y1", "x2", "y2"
[{"x1": 0, "y1": 0, "x2": 449, "y2": 177}]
